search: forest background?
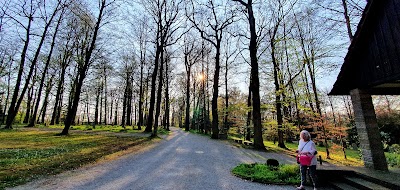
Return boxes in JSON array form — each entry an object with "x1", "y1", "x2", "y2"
[{"x1": 0, "y1": 0, "x2": 399, "y2": 167}]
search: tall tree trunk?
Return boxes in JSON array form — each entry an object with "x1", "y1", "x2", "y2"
[
  {"x1": 307, "y1": 55, "x2": 322, "y2": 116},
  {"x1": 224, "y1": 58, "x2": 229, "y2": 132},
  {"x1": 303, "y1": 71, "x2": 315, "y2": 112},
  {"x1": 122, "y1": 83, "x2": 128, "y2": 129},
  {"x1": 279, "y1": 42, "x2": 291, "y2": 143},
  {"x1": 5, "y1": 14, "x2": 33, "y2": 129},
  {"x1": 138, "y1": 59, "x2": 144, "y2": 130},
  {"x1": 51, "y1": 27, "x2": 73, "y2": 125},
  {"x1": 94, "y1": 86, "x2": 100, "y2": 125},
  {"x1": 61, "y1": 0, "x2": 107, "y2": 135},
  {"x1": 342, "y1": 0, "x2": 353, "y2": 41},
  {"x1": 7, "y1": 4, "x2": 60, "y2": 129},
  {"x1": 28, "y1": 11, "x2": 63, "y2": 127},
  {"x1": 134, "y1": 96, "x2": 137, "y2": 127},
  {"x1": 143, "y1": 71, "x2": 150, "y2": 127},
  {"x1": 114, "y1": 98, "x2": 118, "y2": 125},
  {"x1": 99, "y1": 83, "x2": 103, "y2": 125},
  {"x1": 50, "y1": 59, "x2": 67, "y2": 125},
  {"x1": 63, "y1": 66, "x2": 84, "y2": 132},
  {"x1": 295, "y1": 13, "x2": 330, "y2": 157},
  {"x1": 246, "y1": 76, "x2": 252, "y2": 141},
  {"x1": 211, "y1": 42, "x2": 221, "y2": 139},
  {"x1": 294, "y1": 16, "x2": 315, "y2": 113},
  {"x1": 231, "y1": 0, "x2": 264, "y2": 149},
  {"x1": 308, "y1": 52, "x2": 330, "y2": 158},
  {"x1": 3, "y1": 62, "x2": 12, "y2": 124},
  {"x1": 179, "y1": 101, "x2": 184, "y2": 128},
  {"x1": 287, "y1": 62, "x2": 301, "y2": 131},
  {"x1": 55, "y1": 83, "x2": 64, "y2": 125},
  {"x1": 86, "y1": 92, "x2": 90, "y2": 125},
  {"x1": 145, "y1": 45, "x2": 161, "y2": 132},
  {"x1": 185, "y1": 55, "x2": 191, "y2": 132},
  {"x1": 247, "y1": 1, "x2": 264, "y2": 149},
  {"x1": 40, "y1": 75, "x2": 54, "y2": 124},
  {"x1": 29, "y1": 89, "x2": 37, "y2": 124},
  {"x1": 109, "y1": 94, "x2": 113, "y2": 125},
  {"x1": 165, "y1": 55, "x2": 170, "y2": 131},
  {"x1": 103, "y1": 69, "x2": 108, "y2": 125},
  {"x1": 205, "y1": 55, "x2": 210, "y2": 134},
  {"x1": 192, "y1": 73, "x2": 196, "y2": 130},
  {"x1": 127, "y1": 81, "x2": 132, "y2": 126},
  {"x1": 200, "y1": 42, "x2": 206, "y2": 133},
  {"x1": 284, "y1": 28, "x2": 301, "y2": 131},
  {"x1": 270, "y1": 27, "x2": 286, "y2": 148},
  {"x1": 153, "y1": 47, "x2": 164, "y2": 137},
  {"x1": 23, "y1": 86, "x2": 33, "y2": 124}
]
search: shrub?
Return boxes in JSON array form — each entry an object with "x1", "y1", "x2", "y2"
[
  {"x1": 389, "y1": 144, "x2": 400, "y2": 153},
  {"x1": 386, "y1": 152, "x2": 400, "y2": 168},
  {"x1": 232, "y1": 163, "x2": 300, "y2": 185}
]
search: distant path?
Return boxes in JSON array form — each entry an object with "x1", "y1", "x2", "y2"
[{"x1": 11, "y1": 127, "x2": 297, "y2": 190}]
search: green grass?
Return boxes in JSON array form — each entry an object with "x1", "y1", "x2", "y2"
[
  {"x1": 262, "y1": 140, "x2": 364, "y2": 167},
  {"x1": 186, "y1": 129, "x2": 211, "y2": 137},
  {"x1": 48, "y1": 124, "x2": 143, "y2": 133},
  {"x1": 48, "y1": 124, "x2": 170, "y2": 135},
  {"x1": 252, "y1": 139, "x2": 399, "y2": 168},
  {"x1": 156, "y1": 127, "x2": 171, "y2": 135},
  {"x1": 232, "y1": 163, "x2": 300, "y2": 185},
  {"x1": 0, "y1": 128, "x2": 153, "y2": 189}
]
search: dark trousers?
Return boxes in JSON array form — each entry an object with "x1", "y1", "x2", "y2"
[{"x1": 300, "y1": 165, "x2": 317, "y2": 187}]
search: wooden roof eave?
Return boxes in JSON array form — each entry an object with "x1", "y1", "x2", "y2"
[{"x1": 329, "y1": 0, "x2": 377, "y2": 96}]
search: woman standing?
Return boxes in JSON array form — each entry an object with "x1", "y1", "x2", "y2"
[{"x1": 296, "y1": 130, "x2": 318, "y2": 190}]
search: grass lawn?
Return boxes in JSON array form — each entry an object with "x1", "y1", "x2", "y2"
[
  {"x1": 263, "y1": 140, "x2": 364, "y2": 167},
  {"x1": 228, "y1": 135, "x2": 364, "y2": 167},
  {"x1": 0, "y1": 127, "x2": 157, "y2": 189},
  {"x1": 48, "y1": 124, "x2": 169, "y2": 135}
]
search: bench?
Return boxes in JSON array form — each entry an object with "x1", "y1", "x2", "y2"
[{"x1": 243, "y1": 141, "x2": 253, "y2": 146}]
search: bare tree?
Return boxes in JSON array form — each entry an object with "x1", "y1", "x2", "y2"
[
  {"x1": 5, "y1": 0, "x2": 63, "y2": 129},
  {"x1": 28, "y1": 5, "x2": 66, "y2": 127},
  {"x1": 182, "y1": 34, "x2": 201, "y2": 131},
  {"x1": 314, "y1": 0, "x2": 365, "y2": 42},
  {"x1": 50, "y1": 12, "x2": 76, "y2": 125},
  {"x1": 163, "y1": 50, "x2": 174, "y2": 131},
  {"x1": 222, "y1": 39, "x2": 238, "y2": 133},
  {"x1": 231, "y1": 0, "x2": 264, "y2": 149},
  {"x1": 142, "y1": 0, "x2": 183, "y2": 137},
  {"x1": 120, "y1": 55, "x2": 135, "y2": 128},
  {"x1": 265, "y1": 0, "x2": 298, "y2": 149},
  {"x1": 61, "y1": 0, "x2": 113, "y2": 135},
  {"x1": 136, "y1": 17, "x2": 149, "y2": 130},
  {"x1": 188, "y1": 0, "x2": 235, "y2": 139},
  {"x1": 39, "y1": 72, "x2": 55, "y2": 124}
]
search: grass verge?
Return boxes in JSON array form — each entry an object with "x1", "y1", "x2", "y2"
[
  {"x1": 232, "y1": 163, "x2": 300, "y2": 185},
  {"x1": 0, "y1": 128, "x2": 154, "y2": 189},
  {"x1": 227, "y1": 136, "x2": 364, "y2": 167},
  {"x1": 48, "y1": 124, "x2": 170, "y2": 135},
  {"x1": 261, "y1": 140, "x2": 364, "y2": 167}
]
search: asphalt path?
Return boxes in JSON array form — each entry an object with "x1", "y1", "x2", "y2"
[{"x1": 11, "y1": 127, "x2": 297, "y2": 190}]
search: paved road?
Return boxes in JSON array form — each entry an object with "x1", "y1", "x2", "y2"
[{"x1": 11, "y1": 127, "x2": 297, "y2": 190}]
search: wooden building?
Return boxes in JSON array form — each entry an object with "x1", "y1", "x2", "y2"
[{"x1": 330, "y1": 0, "x2": 400, "y2": 171}]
